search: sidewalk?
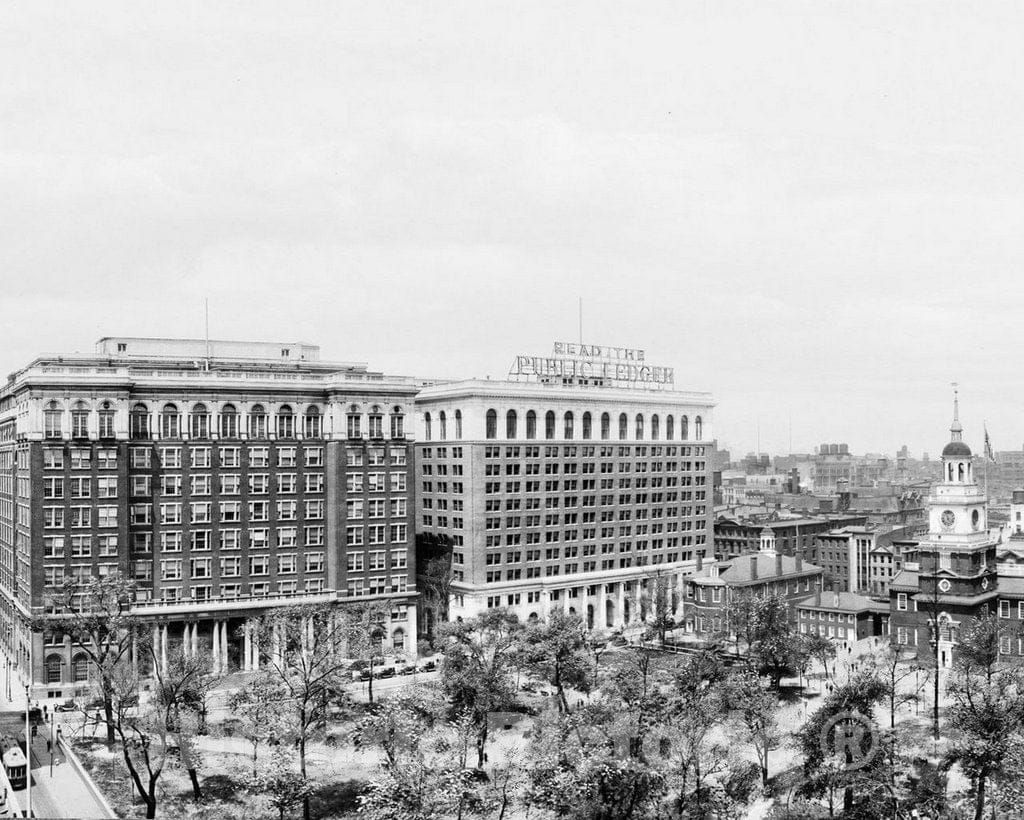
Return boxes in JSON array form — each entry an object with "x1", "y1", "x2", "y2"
[{"x1": 23, "y1": 723, "x2": 112, "y2": 819}]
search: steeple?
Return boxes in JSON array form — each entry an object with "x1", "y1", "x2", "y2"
[{"x1": 950, "y1": 382, "x2": 963, "y2": 441}]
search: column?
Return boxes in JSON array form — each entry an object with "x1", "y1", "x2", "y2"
[
  {"x1": 251, "y1": 621, "x2": 260, "y2": 671},
  {"x1": 616, "y1": 584, "x2": 626, "y2": 629},
  {"x1": 152, "y1": 625, "x2": 160, "y2": 670},
  {"x1": 212, "y1": 621, "x2": 221, "y2": 674},
  {"x1": 405, "y1": 604, "x2": 417, "y2": 660},
  {"x1": 191, "y1": 622, "x2": 198, "y2": 658},
  {"x1": 597, "y1": 584, "x2": 607, "y2": 630},
  {"x1": 562, "y1": 588, "x2": 571, "y2": 614},
  {"x1": 160, "y1": 624, "x2": 168, "y2": 673},
  {"x1": 221, "y1": 621, "x2": 230, "y2": 672},
  {"x1": 243, "y1": 622, "x2": 251, "y2": 672},
  {"x1": 633, "y1": 581, "x2": 643, "y2": 625},
  {"x1": 182, "y1": 624, "x2": 191, "y2": 659}
]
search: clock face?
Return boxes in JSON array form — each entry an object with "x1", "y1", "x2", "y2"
[
  {"x1": 972, "y1": 509, "x2": 981, "y2": 531},
  {"x1": 940, "y1": 510, "x2": 955, "y2": 530},
  {"x1": 938, "y1": 579, "x2": 952, "y2": 593},
  {"x1": 982, "y1": 577, "x2": 990, "y2": 590}
]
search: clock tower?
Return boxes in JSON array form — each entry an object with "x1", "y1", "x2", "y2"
[{"x1": 894, "y1": 389, "x2": 999, "y2": 667}]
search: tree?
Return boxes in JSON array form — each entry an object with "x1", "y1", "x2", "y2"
[
  {"x1": 944, "y1": 613, "x2": 1024, "y2": 820},
  {"x1": 230, "y1": 673, "x2": 290, "y2": 776},
  {"x1": 111, "y1": 637, "x2": 214, "y2": 819},
  {"x1": 417, "y1": 532, "x2": 455, "y2": 640},
  {"x1": 722, "y1": 669, "x2": 781, "y2": 791},
  {"x1": 664, "y1": 651, "x2": 732, "y2": 817},
  {"x1": 800, "y1": 632, "x2": 836, "y2": 683},
  {"x1": 257, "y1": 604, "x2": 353, "y2": 820},
  {"x1": 247, "y1": 748, "x2": 316, "y2": 820},
  {"x1": 747, "y1": 594, "x2": 805, "y2": 688},
  {"x1": 341, "y1": 600, "x2": 394, "y2": 705},
  {"x1": 864, "y1": 642, "x2": 922, "y2": 728},
  {"x1": 353, "y1": 687, "x2": 445, "y2": 768},
  {"x1": 40, "y1": 572, "x2": 141, "y2": 745},
  {"x1": 639, "y1": 575, "x2": 677, "y2": 645},
  {"x1": 520, "y1": 611, "x2": 593, "y2": 713},
  {"x1": 794, "y1": 670, "x2": 887, "y2": 815},
  {"x1": 438, "y1": 608, "x2": 523, "y2": 768}
]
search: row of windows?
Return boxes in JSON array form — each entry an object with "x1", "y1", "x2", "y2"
[
  {"x1": 44, "y1": 401, "x2": 406, "y2": 441},
  {"x1": 481, "y1": 411, "x2": 704, "y2": 442}
]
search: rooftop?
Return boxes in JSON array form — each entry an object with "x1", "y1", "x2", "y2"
[
  {"x1": 795, "y1": 590, "x2": 887, "y2": 613},
  {"x1": 692, "y1": 553, "x2": 822, "y2": 585}
]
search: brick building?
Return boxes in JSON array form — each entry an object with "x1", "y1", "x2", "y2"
[
  {"x1": 682, "y1": 536, "x2": 824, "y2": 637},
  {"x1": 0, "y1": 337, "x2": 419, "y2": 697},
  {"x1": 713, "y1": 514, "x2": 867, "y2": 561},
  {"x1": 889, "y1": 396, "x2": 998, "y2": 668},
  {"x1": 796, "y1": 589, "x2": 887, "y2": 648}
]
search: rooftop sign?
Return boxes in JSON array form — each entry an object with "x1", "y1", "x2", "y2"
[{"x1": 509, "y1": 342, "x2": 674, "y2": 389}]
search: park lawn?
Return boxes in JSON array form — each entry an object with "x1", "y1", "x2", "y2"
[{"x1": 72, "y1": 736, "x2": 369, "y2": 819}]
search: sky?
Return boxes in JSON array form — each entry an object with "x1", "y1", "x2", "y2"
[{"x1": 4, "y1": 1, "x2": 1024, "y2": 458}]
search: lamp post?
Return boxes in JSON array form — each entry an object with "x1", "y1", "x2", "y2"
[
  {"x1": 929, "y1": 629, "x2": 940, "y2": 741},
  {"x1": 24, "y1": 682, "x2": 31, "y2": 818}
]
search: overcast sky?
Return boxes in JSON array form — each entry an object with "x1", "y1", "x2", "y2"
[{"x1": 4, "y1": 2, "x2": 1024, "y2": 457}]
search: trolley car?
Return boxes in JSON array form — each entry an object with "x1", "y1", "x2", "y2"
[{"x1": 0, "y1": 737, "x2": 26, "y2": 791}]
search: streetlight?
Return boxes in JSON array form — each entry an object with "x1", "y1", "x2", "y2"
[
  {"x1": 929, "y1": 629, "x2": 940, "y2": 741},
  {"x1": 24, "y1": 682, "x2": 31, "y2": 818}
]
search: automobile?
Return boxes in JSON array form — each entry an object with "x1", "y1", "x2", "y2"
[
  {"x1": 378, "y1": 668, "x2": 396, "y2": 679},
  {"x1": 55, "y1": 699, "x2": 77, "y2": 713},
  {"x1": 398, "y1": 665, "x2": 417, "y2": 676},
  {"x1": 359, "y1": 669, "x2": 372, "y2": 682},
  {"x1": 417, "y1": 660, "x2": 437, "y2": 673},
  {"x1": 27, "y1": 707, "x2": 43, "y2": 725}
]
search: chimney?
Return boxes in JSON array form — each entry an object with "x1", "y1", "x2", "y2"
[
  {"x1": 795, "y1": 549, "x2": 803, "y2": 572},
  {"x1": 815, "y1": 586, "x2": 821, "y2": 606},
  {"x1": 833, "y1": 591, "x2": 840, "y2": 608},
  {"x1": 749, "y1": 554, "x2": 758, "y2": 580},
  {"x1": 775, "y1": 552, "x2": 783, "y2": 578}
]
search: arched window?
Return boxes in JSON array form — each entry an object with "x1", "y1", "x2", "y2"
[
  {"x1": 368, "y1": 406, "x2": 383, "y2": 438},
  {"x1": 249, "y1": 404, "x2": 267, "y2": 439},
  {"x1": 582, "y1": 412, "x2": 592, "y2": 440},
  {"x1": 506, "y1": 410, "x2": 518, "y2": 439},
  {"x1": 424, "y1": 412, "x2": 432, "y2": 441},
  {"x1": 618, "y1": 413, "x2": 628, "y2": 440},
  {"x1": 391, "y1": 406, "x2": 405, "y2": 439},
  {"x1": 651, "y1": 414, "x2": 660, "y2": 441},
  {"x1": 485, "y1": 410, "x2": 498, "y2": 440},
  {"x1": 347, "y1": 405, "x2": 362, "y2": 439},
  {"x1": 44, "y1": 400, "x2": 63, "y2": 439},
  {"x1": 45, "y1": 654, "x2": 62, "y2": 684},
  {"x1": 71, "y1": 401, "x2": 90, "y2": 439},
  {"x1": 160, "y1": 404, "x2": 180, "y2": 439},
  {"x1": 454, "y1": 410, "x2": 462, "y2": 440},
  {"x1": 130, "y1": 403, "x2": 149, "y2": 440},
  {"x1": 545, "y1": 411, "x2": 556, "y2": 440},
  {"x1": 564, "y1": 411, "x2": 574, "y2": 440},
  {"x1": 190, "y1": 403, "x2": 210, "y2": 439},
  {"x1": 526, "y1": 411, "x2": 537, "y2": 440},
  {"x1": 958, "y1": 463, "x2": 965, "y2": 482},
  {"x1": 635, "y1": 414, "x2": 645, "y2": 440},
  {"x1": 219, "y1": 404, "x2": 238, "y2": 438},
  {"x1": 680, "y1": 415, "x2": 689, "y2": 441},
  {"x1": 304, "y1": 406, "x2": 322, "y2": 438},
  {"x1": 666, "y1": 415, "x2": 674, "y2": 441},
  {"x1": 276, "y1": 405, "x2": 295, "y2": 439},
  {"x1": 439, "y1": 411, "x2": 448, "y2": 440},
  {"x1": 71, "y1": 653, "x2": 89, "y2": 683},
  {"x1": 601, "y1": 413, "x2": 610, "y2": 440},
  {"x1": 695, "y1": 416, "x2": 703, "y2": 440},
  {"x1": 98, "y1": 401, "x2": 116, "y2": 439}
]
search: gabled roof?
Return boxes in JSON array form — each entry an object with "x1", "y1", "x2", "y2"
[{"x1": 795, "y1": 591, "x2": 887, "y2": 614}]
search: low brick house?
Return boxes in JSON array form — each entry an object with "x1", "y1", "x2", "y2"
[
  {"x1": 683, "y1": 546, "x2": 824, "y2": 637},
  {"x1": 795, "y1": 589, "x2": 887, "y2": 649}
]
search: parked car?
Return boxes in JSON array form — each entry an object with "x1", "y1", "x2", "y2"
[
  {"x1": 398, "y1": 665, "x2": 417, "y2": 676},
  {"x1": 418, "y1": 660, "x2": 437, "y2": 673},
  {"x1": 55, "y1": 699, "x2": 77, "y2": 713},
  {"x1": 378, "y1": 667, "x2": 396, "y2": 679},
  {"x1": 359, "y1": 669, "x2": 372, "y2": 682}
]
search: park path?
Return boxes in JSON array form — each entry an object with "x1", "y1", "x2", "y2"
[{"x1": 24, "y1": 721, "x2": 114, "y2": 819}]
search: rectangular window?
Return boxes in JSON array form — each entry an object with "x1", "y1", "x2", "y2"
[
  {"x1": 219, "y1": 447, "x2": 240, "y2": 468},
  {"x1": 249, "y1": 556, "x2": 270, "y2": 576},
  {"x1": 305, "y1": 552, "x2": 325, "y2": 573},
  {"x1": 896, "y1": 593, "x2": 908, "y2": 611},
  {"x1": 304, "y1": 473, "x2": 324, "y2": 493},
  {"x1": 220, "y1": 556, "x2": 241, "y2": 577},
  {"x1": 249, "y1": 528, "x2": 269, "y2": 549},
  {"x1": 1000, "y1": 600, "x2": 1011, "y2": 618},
  {"x1": 131, "y1": 448, "x2": 151, "y2": 469},
  {"x1": 158, "y1": 447, "x2": 181, "y2": 468},
  {"x1": 346, "y1": 526, "x2": 364, "y2": 546},
  {"x1": 305, "y1": 500, "x2": 323, "y2": 519},
  {"x1": 71, "y1": 507, "x2": 91, "y2": 528},
  {"x1": 390, "y1": 523, "x2": 408, "y2": 543},
  {"x1": 304, "y1": 525, "x2": 324, "y2": 545},
  {"x1": 97, "y1": 506, "x2": 118, "y2": 528},
  {"x1": 347, "y1": 552, "x2": 365, "y2": 572},
  {"x1": 97, "y1": 477, "x2": 118, "y2": 498},
  {"x1": 390, "y1": 472, "x2": 407, "y2": 492}
]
